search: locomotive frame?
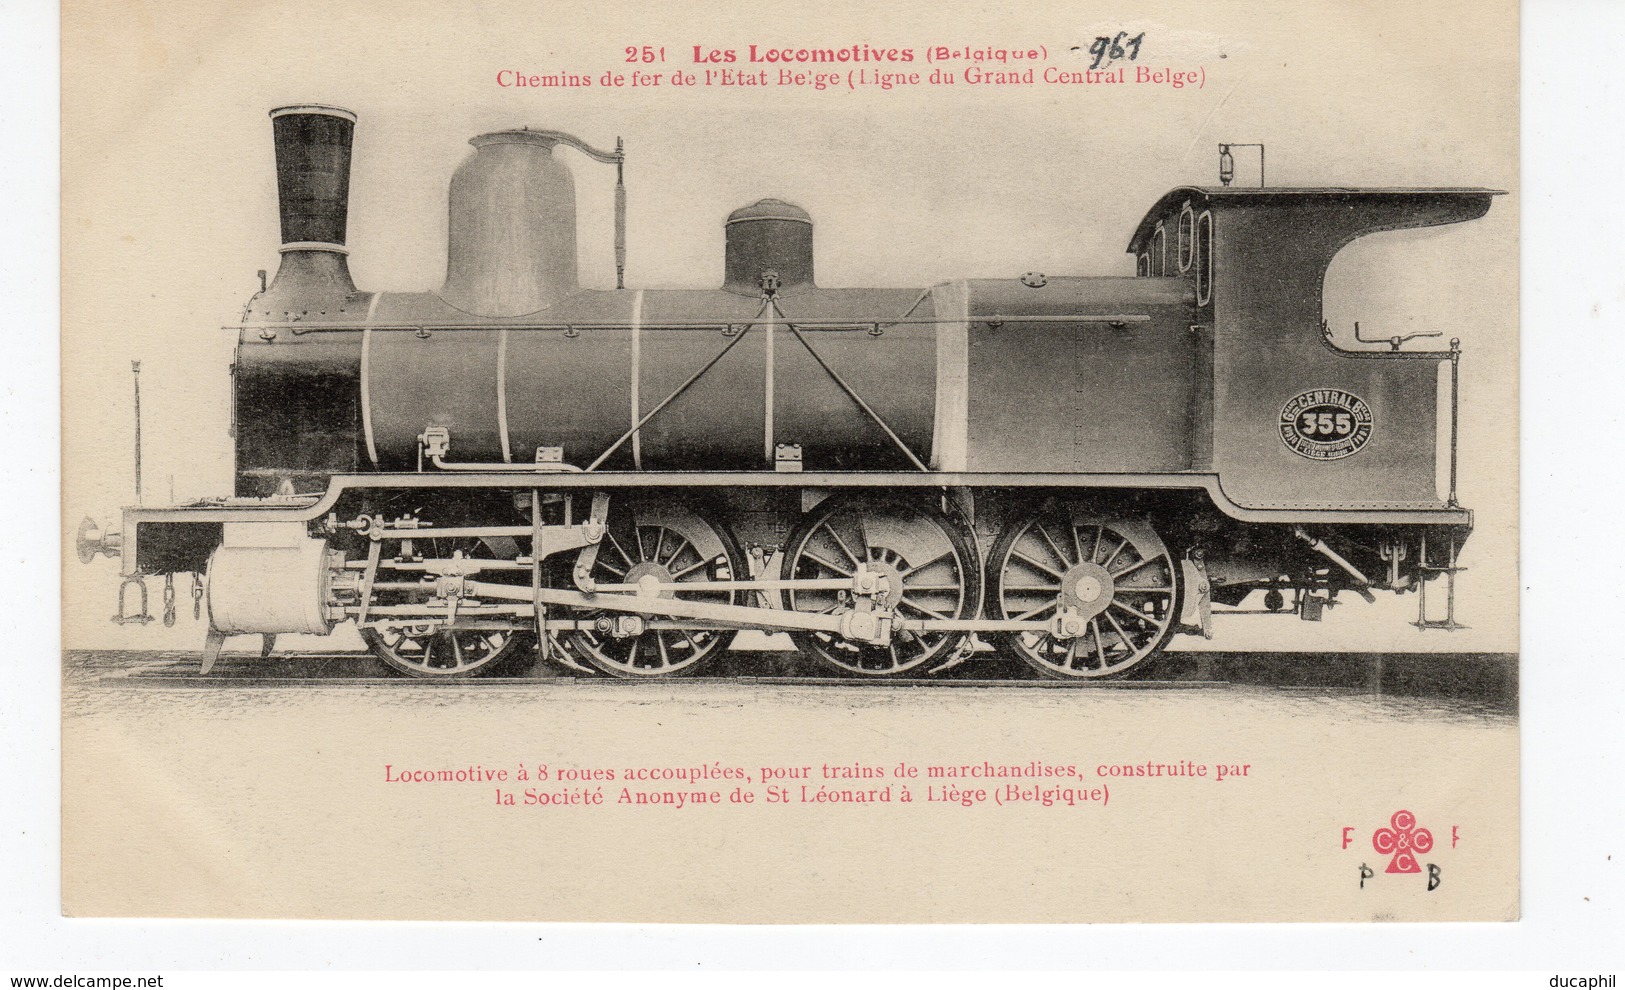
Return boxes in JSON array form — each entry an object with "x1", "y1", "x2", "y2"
[{"x1": 77, "y1": 104, "x2": 1499, "y2": 681}]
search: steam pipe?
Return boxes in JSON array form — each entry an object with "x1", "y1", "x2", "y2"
[
  {"x1": 539, "y1": 130, "x2": 628, "y2": 289},
  {"x1": 430, "y1": 454, "x2": 582, "y2": 474}
]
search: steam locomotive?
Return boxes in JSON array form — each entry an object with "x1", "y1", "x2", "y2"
[{"x1": 76, "y1": 104, "x2": 1497, "y2": 680}]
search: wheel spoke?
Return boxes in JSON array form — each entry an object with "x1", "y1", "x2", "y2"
[
  {"x1": 445, "y1": 635, "x2": 464, "y2": 670},
  {"x1": 655, "y1": 633, "x2": 671, "y2": 668},
  {"x1": 1012, "y1": 551, "x2": 1065, "y2": 580},
  {"x1": 1110, "y1": 599, "x2": 1158, "y2": 625},
  {"x1": 365, "y1": 624, "x2": 523, "y2": 679},
  {"x1": 662, "y1": 534, "x2": 691, "y2": 567},
  {"x1": 899, "y1": 550, "x2": 953, "y2": 580},
  {"x1": 1101, "y1": 536, "x2": 1131, "y2": 570},
  {"x1": 853, "y1": 513, "x2": 872, "y2": 563},
  {"x1": 604, "y1": 530, "x2": 635, "y2": 568},
  {"x1": 1090, "y1": 618, "x2": 1108, "y2": 669},
  {"x1": 671, "y1": 557, "x2": 710, "y2": 580},
  {"x1": 1104, "y1": 609, "x2": 1134, "y2": 652},
  {"x1": 899, "y1": 598, "x2": 951, "y2": 621},
  {"x1": 1034, "y1": 523, "x2": 1072, "y2": 569},
  {"x1": 1111, "y1": 555, "x2": 1165, "y2": 579},
  {"x1": 1012, "y1": 601, "x2": 1057, "y2": 621},
  {"x1": 801, "y1": 550, "x2": 853, "y2": 577},
  {"x1": 819, "y1": 521, "x2": 862, "y2": 568}
]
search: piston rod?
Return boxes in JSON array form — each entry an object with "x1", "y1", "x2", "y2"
[
  {"x1": 345, "y1": 592, "x2": 1057, "y2": 635},
  {"x1": 466, "y1": 580, "x2": 847, "y2": 634}
]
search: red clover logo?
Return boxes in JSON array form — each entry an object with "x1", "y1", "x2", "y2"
[{"x1": 1372, "y1": 809, "x2": 1433, "y2": 874}]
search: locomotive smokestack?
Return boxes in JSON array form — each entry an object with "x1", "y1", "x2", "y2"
[
  {"x1": 264, "y1": 104, "x2": 356, "y2": 299},
  {"x1": 271, "y1": 104, "x2": 355, "y2": 246}
]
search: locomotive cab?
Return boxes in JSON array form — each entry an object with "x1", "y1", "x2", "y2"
[{"x1": 1127, "y1": 186, "x2": 1497, "y2": 511}]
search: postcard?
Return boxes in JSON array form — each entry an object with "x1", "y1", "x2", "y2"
[{"x1": 61, "y1": 0, "x2": 1518, "y2": 922}]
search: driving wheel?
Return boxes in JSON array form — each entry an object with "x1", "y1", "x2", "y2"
[
  {"x1": 986, "y1": 510, "x2": 1180, "y2": 678},
  {"x1": 781, "y1": 495, "x2": 981, "y2": 676},
  {"x1": 560, "y1": 501, "x2": 746, "y2": 678}
]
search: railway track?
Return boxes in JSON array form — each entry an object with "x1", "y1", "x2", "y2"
[
  {"x1": 66, "y1": 649, "x2": 1224, "y2": 689},
  {"x1": 62, "y1": 650, "x2": 1518, "y2": 713}
]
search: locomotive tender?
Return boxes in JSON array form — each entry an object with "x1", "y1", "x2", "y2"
[{"x1": 77, "y1": 104, "x2": 1498, "y2": 679}]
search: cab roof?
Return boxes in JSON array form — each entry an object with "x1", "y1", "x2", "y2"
[{"x1": 1126, "y1": 186, "x2": 1505, "y2": 254}]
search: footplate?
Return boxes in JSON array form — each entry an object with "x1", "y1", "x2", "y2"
[{"x1": 1413, "y1": 531, "x2": 1468, "y2": 631}]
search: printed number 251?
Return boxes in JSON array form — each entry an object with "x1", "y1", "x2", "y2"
[
  {"x1": 1088, "y1": 32, "x2": 1144, "y2": 69},
  {"x1": 1303, "y1": 412, "x2": 1352, "y2": 436}
]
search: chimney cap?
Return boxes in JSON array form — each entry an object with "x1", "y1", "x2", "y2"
[{"x1": 270, "y1": 104, "x2": 357, "y2": 123}]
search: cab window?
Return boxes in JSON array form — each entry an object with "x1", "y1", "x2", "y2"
[
  {"x1": 1196, "y1": 210, "x2": 1213, "y2": 305},
  {"x1": 1177, "y1": 203, "x2": 1195, "y2": 272}
]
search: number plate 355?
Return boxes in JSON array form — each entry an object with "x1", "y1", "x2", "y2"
[{"x1": 1279, "y1": 389, "x2": 1374, "y2": 460}]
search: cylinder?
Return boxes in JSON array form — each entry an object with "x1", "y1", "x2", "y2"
[
  {"x1": 270, "y1": 105, "x2": 356, "y2": 247},
  {"x1": 442, "y1": 130, "x2": 579, "y2": 317},
  {"x1": 206, "y1": 540, "x2": 335, "y2": 635},
  {"x1": 724, "y1": 199, "x2": 814, "y2": 295}
]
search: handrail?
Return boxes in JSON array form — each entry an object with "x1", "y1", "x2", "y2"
[
  {"x1": 1352, "y1": 320, "x2": 1441, "y2": 351},
  {"x1": 1318, "y1": 320, "x2": 1454, "y2": 360},
  {"x1": 224, "y1": 314, "x2": 1154, "y2": 335}
]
